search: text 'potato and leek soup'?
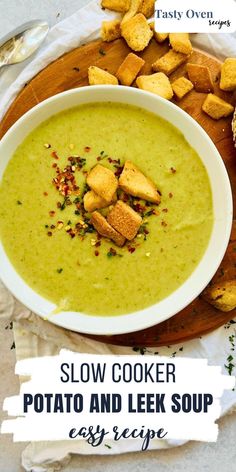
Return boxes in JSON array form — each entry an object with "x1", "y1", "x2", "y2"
[{"x1": 0, "y1": 103, "x2": 213, "y2": 316}]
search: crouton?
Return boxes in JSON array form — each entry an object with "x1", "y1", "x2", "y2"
[
  {"x1": 121, "y1": 0, "x2": 143, "y2": 25},
  {"x1": 119, "y1": 160, "x2": 161, "y2": 203},
  {"x1": 202, "y1": 279, "x2": 236, "y2": 312},
  {"x1": 138, "y1": 0, "x2": 155, "y2": 18},
  {"x1": 136, "y1": 72, "x2": 173, "y2": 100},
  {"x1": 202, "y1": 94, "x2": 234, "y2": 120},
  {"x1": 169, "y1": 33, "x2": 192, "y2": 55},
  {"x1": 220, "y1": 58, "x2": 236, "y2": 92},
  {"x1": 149, "y1": 23, "x2": 168, "y2": 43},
  {"x1": 101, "y1": 0, "x2": 130, "y2": 13},
  {"x1": 84, "y1": 190, "x2": 117, "y2": 212},
  {"x1": 87, "y1": 164, "x2": 118, "y2": 202},
  {"x1": 91, "y1": 211, "x2": 126, "y2": 247},
  {"x1": 116, "y1": 53, "x2": 145, "y2": 85},
  {"x1": 154, "y1": 32, "x2": 169, "y2": 43},
  {"x1": 107, "y1": 200, "x2": 142, "y2": 240},
  {"x1": 172, "y1": 76, "x2": 194, "y2": 100},
  {"x1": 186, "y1": 63, "x2": 214, "y2": 93},
  {"x1": 88, "y1": 66, "x2": 118, "y2": 86},
  {"x1": 101, "y1": 20, "x2": 121, "y2": 42},
  {"x1": 121, "y1": 13, "x2": 153, "y2": 52},
  {"x1": 152, "y1": 49, "x2": 189, "y2": 76}
]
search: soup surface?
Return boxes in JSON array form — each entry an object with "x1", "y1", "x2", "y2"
[{"x1": 0, "y1": 103, "x2": 213, "y2": 316}]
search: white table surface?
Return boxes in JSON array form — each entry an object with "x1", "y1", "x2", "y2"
[{"x1": 0, "y1": 1, "x2": 236, "y2": 471}]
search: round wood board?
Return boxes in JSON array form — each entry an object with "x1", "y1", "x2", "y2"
[{"x1": 1, "y1": 37, "x2": 236, "y2": 347}]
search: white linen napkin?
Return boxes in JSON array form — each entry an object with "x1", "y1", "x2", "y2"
[{"x1": 0, "y1": 1, "x2": 236, "y2": 471}]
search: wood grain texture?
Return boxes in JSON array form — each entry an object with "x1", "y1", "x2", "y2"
[{"x1": 0, "y1": 37, "x2": 236, "y2": 347}]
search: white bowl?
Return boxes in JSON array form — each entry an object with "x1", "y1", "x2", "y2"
[{"x1": 0, "y1": 86, "x2": 233, "y2": 335}]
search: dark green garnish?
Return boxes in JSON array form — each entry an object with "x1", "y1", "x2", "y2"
[
  {"x1": 17, "y1": 200, "x2": 22, "y2": 205},
  {"x1": 57, "y1": 268, "x2": 63, "y2": 274},
  {"x1": 99, "y1": 48, "x2": 106, "y2": 56},
  {"x1": 73, "y1": 197, "x2": 80, "y2": 204},
  {"x1": 61, "y1": 196, "x2": 71, "y2": 211},
  {"x1": 104, "y1": 444, "x2": 112, "y2": 449}
]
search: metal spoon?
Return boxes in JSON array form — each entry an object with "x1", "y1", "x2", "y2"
[{"x1": 0, "y1": 20, "x2": 49, "y2": 70}]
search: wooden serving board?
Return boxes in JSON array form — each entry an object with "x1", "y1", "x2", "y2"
[{"x1": 1, "y1": 37, "x2": 236, "y2": 347}]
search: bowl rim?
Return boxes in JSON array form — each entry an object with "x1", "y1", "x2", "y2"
[{"x1": 0, "y1": 85, "x2": 233, "y2": 335}]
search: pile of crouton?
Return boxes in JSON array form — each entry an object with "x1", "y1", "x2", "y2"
[
  {"x1": 86, "y1": 0, "x2": 236, "y2": 121},
  {"x1": 84, "y1": 160, "x2": 160, "y2": 247}
]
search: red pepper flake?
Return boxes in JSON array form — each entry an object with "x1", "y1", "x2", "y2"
[
  {"x1": 133, "y1": 203, "x2": 146, "y2": 214},
  {"x1": 170, "y1": 167, "x2": 176, "y2": 174},
  {"x1": 161, "y1": 221, "x2": 167, "y2": 227},
  {"x1": 128, "y1": 246, "x2": 136, "y2": 254},
  {"x1": 43, "y1": 191, "x2": 48, "y2": 196},
  {"x1": 97, "y1": 156, "x2": 102, "y2": 161},
  {"x1": 95, "y1": 241, "x2": 101, "y2": 247},
  {"x1": 114, "y1": 166, "x2": 123, "y2": 177},
  {"x1": 51, "y1": 151, "x2": 59, "y2": 160},
  {"x1": 49, "y1": 210, "x2": 55, "y2": 217},
  {"x1": 162, "y1": 208, "x2": 168, "y2": 213},
  {"x1": 47, "y1": 231, "x2": 52, "y2": 237},
  {"x1": 52, "y1": 163, "x2": 57, "y2": 168},
  {"x1": 50, "y1": 224, "x2": 55, "y2": 229},
  {"x1": 169, "y1": 192, "x2": 173, "y2": 198},
  {"x1": 144, "y1": 228, "x2": 149, "y2": 235},
  {"x1": 84, "y1": 146, "x2": 91, "y2": 152},
  {"x1": 95, "y1": 250, "x2": 99, "y2": 256},
  {"x1": 57, "y1": 202, "x2": 62, "y2": 209}
]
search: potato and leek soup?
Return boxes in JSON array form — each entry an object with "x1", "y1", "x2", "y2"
[{"x1": 0, "y1": 103, "x2": 213, "y2": 316}]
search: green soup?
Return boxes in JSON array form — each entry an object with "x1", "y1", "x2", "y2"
[{"x1": 0, "y1": 103, "x2": 213, "y2": 316}]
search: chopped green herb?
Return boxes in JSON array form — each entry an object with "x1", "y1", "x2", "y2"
[
  {"x1": 104, "y1": 444, "x2": 112, "y2": 449},
  {"x1": 17, "y1": 200, "x2": 22, "y2": 205},
  {"x1": 10, "y1": 341, "x2": 15, "y2": 350},
  {"x1": 99, "y1": 48, "x2": 106, "y2": 56},
  {"x1": 45, "y1": 224, "x2": 49, "y2": 228},
  {"x1": 57, "y1": 268, "x2": 63, "y2": 274},
  {"x1": 61, "y1": 196, "x2": 70, "y2": 211}
]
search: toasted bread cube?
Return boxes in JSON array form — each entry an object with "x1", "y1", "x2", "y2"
[
  {"x1": 169, "y1": 33, "x2": 192, "y2": 55},
  {"x1": 136, "y1": 72, "x2": 173, "y2": 100},
  {"x1": 172, "y1": 76, "x2": 194, "y2": 100},
  {"x1": 154, "y1": 32, "x2": 169, "y2": 43},
  {"x1": 149, "y1": 23, "x2": 168, "y2": 43},
  {"x1": 84, "y1": 190, "x2": 117, "y2": 212},
  {"x1": 101, "y1": 20, "x2": 121, "y2": 42},
  {"x1": 152, "y1": 49, "x2": 189, "y2": 76},
  {"x1": 121, "y1": 13, "x2": 153, "y2": 52},
  {"x1": 116, "y1": 53, "x2": 145, "y2": 85},
  {"x1": 202, "y1": 280, "x2": 236, "y2": 312},
  {"x1": 187, "y1": 63, "x2": 214, "y2": 93},
  {"x1": 101, "y1": 0, "x2": 130, "y2": 12},
  {"x1": 87, "y1": 164, "x2": 118, "y2": 202},
  {"x1": 91, "y1": 211, "x2": 125, "y2": 247},
  {"x1": 202, "y1": 94, "x2": 234, "y2": 120},
  {"x1": 121, "y1": 0, "x2": 143, "y2": 24},
  {"x1": 220, "y1": 58, "x2": 236, "y2": 91},
  {"x1": 88, "y1": 66, "x2": 118, "y2": 86},
  {"x1": 107, "y1": 200, "x2": 142, "y2": 240},
  {"x1": 139, "y1": 0, "x2": 154, "y2": 18},
  {"x1": 119, "y1": 160, "x2": 161, "y2": 203}
]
